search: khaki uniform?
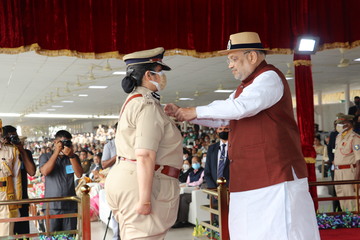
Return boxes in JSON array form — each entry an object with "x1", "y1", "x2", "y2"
[
  {"x1": 105, "y1": 86, "x2": 183, "y2": 240},
  {"x1": 334, "y1": 130, "x2": 360, "y2": 211},
  {"x1": 0, "y1": 143, "x2": 22, "y2": 237}
]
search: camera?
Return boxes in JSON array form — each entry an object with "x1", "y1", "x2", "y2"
[
  {"x1": 9, "y1": 135, "x2": 21, "y2": 145},
  {"x1": 61, "y1": 140, "x2": 73, "y2": 148}
]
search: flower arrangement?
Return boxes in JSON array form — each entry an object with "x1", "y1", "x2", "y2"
[
  {"x1": 39, "y1": 234, "x2": 75, "y2": 240},
  {"x1": 192, "y1": 219, "x2": 220, "y2": 240},
  {"x1": 317, "y1": 212, "x2": 360, "y2": 229}
]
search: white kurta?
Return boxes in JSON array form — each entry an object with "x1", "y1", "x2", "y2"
[{"x1": 191, "y1": 69, "x2": 320, "y2": 239}]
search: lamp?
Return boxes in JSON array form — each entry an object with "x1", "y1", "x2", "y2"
[{"x1": 295, "y1": 35, "x2": 319, "y2": 54}]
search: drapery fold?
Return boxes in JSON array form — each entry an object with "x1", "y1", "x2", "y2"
[
  {"x1": 1, "y1": 0, "x2": 360, "y2": 58},
  {"x1": 294, "y1": 53, "x2": 318, "y2": 208}
]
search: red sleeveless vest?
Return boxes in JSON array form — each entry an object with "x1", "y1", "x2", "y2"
[{"x1": 228, "y1": 61, "x2": 308, "y2": 192}]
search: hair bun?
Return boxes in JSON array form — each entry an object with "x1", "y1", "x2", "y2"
[{"x1": 121, "y1": 76, "x2": 137, "y2": 93}]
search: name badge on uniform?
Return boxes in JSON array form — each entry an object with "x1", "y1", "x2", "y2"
[{"x1": 66, "y1": 165, "x2": 74, "y2": 174}]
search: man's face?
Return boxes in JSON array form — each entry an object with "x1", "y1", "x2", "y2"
[
  {"x1": 4, "y1": 131, "x2": 17, "y2": 144},
  {"x1": 79, "y1": 152, "x2": 87, "y2": 160},
  {"x1": 227, "y1": 51, "x2": 253, "y2": 81},
  {"x1": 355, "y1": 98, "x2": 360, "y2": 105},
  {"x1": 216, "y1": 126, "x2": 230, "y2": 134}
]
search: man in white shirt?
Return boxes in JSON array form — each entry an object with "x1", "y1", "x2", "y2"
[
  {"x1": 101, "y1": 123, "x2": 117, "y2": 169},
  {"x1": 165, "y1": 32, "x2": 320, "y2": 240}
]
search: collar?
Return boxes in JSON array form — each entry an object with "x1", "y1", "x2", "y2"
[
  {"x1": 341, "y1": 129, "x2": 352, "y2": 137},
  {"x1": 151, "y1": 92, "x2": 161, "y2": 101},
  {"x1": 241, "y1": 60, "x2": 268, "y2": 85},
  {"x1": 135, "y1": 86, "x2": 160, "y2": 102}
]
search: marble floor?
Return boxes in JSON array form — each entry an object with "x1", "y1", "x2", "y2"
[{"x1": 91, "y1": 220, "x2": 194, "y2": 240}]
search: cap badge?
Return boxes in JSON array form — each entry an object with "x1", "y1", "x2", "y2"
[{"x1": 227, "y1": 39, "x2": 232, "y2": 50}]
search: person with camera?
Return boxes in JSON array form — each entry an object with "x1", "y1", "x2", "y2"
[
  {"x1": 2, "y1": 125, "x2": 36, "y2": 236},
  {"x1": 0, "y1": 121, "x2": 22, "y2": 237},
  {"x1": 39, "y1": 130, "x2": 83, "y2": 232}
]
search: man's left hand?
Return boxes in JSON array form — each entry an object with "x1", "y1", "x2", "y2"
[
  {"x1": 175, "y1": 107, "x2": 197, "y2": 122},
  {"x1": 62, "y1": 146, "x2": 73, "y2": 157}
]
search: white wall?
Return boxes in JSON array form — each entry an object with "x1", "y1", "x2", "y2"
[{"x1": 314, "y1": 103, "x2": 346, "y2": 132}]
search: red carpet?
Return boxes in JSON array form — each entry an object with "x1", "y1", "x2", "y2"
[{"x1": 320, "y1": 228, "x2": 360, "y2": 240}]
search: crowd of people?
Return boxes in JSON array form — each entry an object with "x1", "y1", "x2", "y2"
[{"x1": 4, "y1": 31, "x2": 360, "y2": 240}]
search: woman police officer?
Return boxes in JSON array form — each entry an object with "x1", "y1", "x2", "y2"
[{"x1": 105, "y1": 47, "x2": 183, "y2": 239}]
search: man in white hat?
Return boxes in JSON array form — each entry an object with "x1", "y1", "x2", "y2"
[{"x1": 165, "y1": 32, "x2": 320, "y2": 240}]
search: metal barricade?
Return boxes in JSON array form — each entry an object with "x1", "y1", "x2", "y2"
[
  {"x1": 309, "y1": 179, "x2": 360, "y2": 213},
  {"x1": 0, "y1": 184, "x2": 91, "y2": 239},
  {"x1": 200, "y1": 178, "x2": 229, "y2": 240}
]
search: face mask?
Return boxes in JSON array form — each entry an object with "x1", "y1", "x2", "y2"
[
  {"x1": 218, "y1": 131, "x2": 229, "y2": 140},
  {"x1": 183, "y1": 164, "x2": 190, "y2": 171},
  {"x1": 192, "y1": 163, "x2": 201, "y2": 170},
  {"x1": 210, "y1": 130, "x2": 214, "y2": 134},
  {"x1": 183, "y1": 156, "x2": 187, "y2": 160},
  {"x1": 189, "y1": 133, "x2": 193, "y2": 136},
  {"x1": 201, "y1": 157, "x2": 206, "y2": 163},
  {"x1": 149, "y1": 71, "x2": 167, "y2": 91},
  {"x1": 336, "y1": 124, "x2": 344, "y2": 133}
]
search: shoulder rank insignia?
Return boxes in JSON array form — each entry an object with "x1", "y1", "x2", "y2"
[{"x1": 355, "y1": 145, "x2": 360, "y2": 151}]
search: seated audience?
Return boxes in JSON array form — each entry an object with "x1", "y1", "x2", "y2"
[
  {"x1": 179, "y1": 160, "x2": 192, "y2": 183},
  {"x1": 173, "y1": 156, "x2": 204, "y2": 228}
]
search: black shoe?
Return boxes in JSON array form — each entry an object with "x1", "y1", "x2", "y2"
[{"x1": 172, "y1": 221, "x2": 188, "y2": 228}]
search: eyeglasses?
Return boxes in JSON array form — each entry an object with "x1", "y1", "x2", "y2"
[
  {"x1": 226, "y1": 51, "x2": 251, "y2": 65},
  {"x1": 150, "y1": 71, "x2": 164, "y2": 76}
]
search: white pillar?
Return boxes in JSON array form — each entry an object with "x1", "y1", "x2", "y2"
[
  {"x1": 345, "y1": 83, "x2": 350, "y2": 113},
  {"x1": 317, "y1": 91, "x2": 324, "y2": 131}
]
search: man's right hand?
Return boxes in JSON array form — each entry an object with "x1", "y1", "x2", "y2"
[
  {"x1": 54, "y1": 141, "x2": 63, "y2": 154},
  {"x1": 164, "y1": 103, "x2": 180, "y2": 117}
]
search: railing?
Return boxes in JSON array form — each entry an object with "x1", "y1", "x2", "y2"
[
  {"x1": 200, "y1": 178, "x2": 229, "y2": 240},
  {"x1": 0, "y1": 184, "x2": 91, "y2": 240},
  {"x1": 309, "y1": 179, "x2": 360, "y2": 213}
]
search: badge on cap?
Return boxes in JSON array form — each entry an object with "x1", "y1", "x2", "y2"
[
  {"x1": 227, "y1": 39, "x2": 232, "y2": 50},
  {"x1": 354, "y1": 145, "x2": 360, "y2": 151}
]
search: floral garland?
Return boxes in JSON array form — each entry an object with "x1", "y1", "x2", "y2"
[{"x1": 317, "y1": 212, "x2": 360, "y2": 229}]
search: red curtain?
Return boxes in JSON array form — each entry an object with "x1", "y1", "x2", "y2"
[
  {"x1": 294, "y1": 54, "x2": 318, "y2": 208},
  {"x1": 1, "y1": 0, "x2": 360, "y2": 58}
]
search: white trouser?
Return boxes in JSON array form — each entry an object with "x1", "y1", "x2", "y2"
[{"x1": 229, "y1": 170, "x2": 320, "y2": 240}]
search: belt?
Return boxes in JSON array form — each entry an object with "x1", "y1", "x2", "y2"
[
  {"x1": 118, "y1": 157, "x2": 180, "y2": 179},
  {"x1": 0, "y1": 181, "x2": 6, "y2": 187},
  {"x1": 334, "y1": 164, "x2": 357, "y2": 170}
]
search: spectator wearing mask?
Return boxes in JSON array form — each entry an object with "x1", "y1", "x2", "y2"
[
  {"x1": 173, "y1": 156, "x2": 204, "y2": 228},
  {"x1": 179, "y1": 160, "x2": 192, "y2": 183},
  {"x1": 204, "y1": 125, "x2": 230, "y2": 189},
  {"x1": 201, "y1": 153, "x2": 207, "y2": 168},
  {"x1": 333, "y1": 113, "x2": 360, "y2": 211}
]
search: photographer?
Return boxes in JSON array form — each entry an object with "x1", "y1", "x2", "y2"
[
  {"x1": 2, "y1": 125, "x2": 36, "y2": 236},
  {"x1": 39, "y1": 130, "x2": 83, "y2": 232},
  {"x1": 0, "y1": 122, "x2": 22, "y2": 237}
]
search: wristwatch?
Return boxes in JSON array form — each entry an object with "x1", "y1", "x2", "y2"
[{"x1": 69, "y1": 154, "x2": 76, "y2": 159}]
